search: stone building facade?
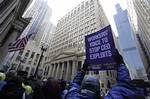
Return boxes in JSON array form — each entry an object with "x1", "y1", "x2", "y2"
[
  {"x1": 10, "y1": 0, "x2": 55, "y2": 77},
  {"x1": 44, "y1": 0, "x2": 117, "y2": 93},
  {"x1": 0, "y1": 0, "x2": 32, "y2": 67}
]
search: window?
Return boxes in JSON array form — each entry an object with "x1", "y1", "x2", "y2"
[
  {"x1": 34, "y1": 54, "x2": 40, "y2": 65},
  {"x1": 19, "y1": 50, "x2": 23, "y2": 56},
  {"x1": 18, "y1": 65, "x2": 23, "y2": 71},
  {"x1": 74, "y1": 10, "x2": 76, "y2": 14},
  {"x1": 90, "y1": 0, "x2": 94, "y2": 4},
  {"x1": 30, "y1": 68, "x2": 35, "y2": 75},
  {"x1": 78, "y1": 7, "x2": 80, "y2": 11},
  {"x1": 81, "y1": 4, "x2": 84, "y2": 9},
  {"x1": 11, "y1": 64, "x2": 17, "y2": 70},
  {"x1": 86, "y1": 1, "x2": 89, "y2": 6},
  {"x1": 16, "y1": 55, "x2": 21, "y2": 61},
  {"x1": 45, "y1": 57, "x2": 47, "y2": 61},
  {"x1": 25, "y1": 67, "x2": 30, "y2": 72},
  {"x1": 28, "y1": 52, "x2": 35, "y2": 64},
  {"x1": 16, "y1": 50, "x2": 24, "y2": 61},
  {"x1": 25, "y1": 50, "x2": 30, "y2": 57}
]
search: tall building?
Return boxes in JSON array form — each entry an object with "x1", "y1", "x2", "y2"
[
  {"x1": 10, "y1": 0, "x2": 55, "y2": 76},
  {"x1": 39, "y1": 22, "x2": 56, "y2": 46},
  {"x1": 0, "y1": 0, "x2": 32, "y2": 67},
  {"x1": 114, "y1": 4, "x2": 147, "y2": 79},
  {"x1": 45, "y1": 0, "x2": 117, "y2": 93},
  {"x1": 127, "y1": 0, "x2": 150, "y2": 79},
  {"x1": 21, "y1": 0, "x2": 52, "y2": 38}
]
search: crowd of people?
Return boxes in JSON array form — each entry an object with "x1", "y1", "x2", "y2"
[{"x1": 0, "y1": 49, "x2": 148, "y2": 99}]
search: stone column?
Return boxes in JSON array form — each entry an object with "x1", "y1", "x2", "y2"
[
  {"x1": 52, "y1": 63, "x2": 56, "y2": 78},
  {"x1": 48, "y1": 64, "x2": 52, "y2": 77},
  {"x1": 65, "y1": 61, "x2": 70, "y2": 81},
  {"x1": 68, "y1": 61, "x2": 72, "y2": 81},
  {"x1": 28, "y1": 67, "x2": 32, "y2": 77},
  {"x1": 50, "y1": 64, "x2": 54, "y2": 77},
  {"x1": 61, "y1": 62, "x2": 64, "y2": 79},
  {"x1": 54, "y1": 63, "x2": 58, "y2": 78},
  {"x1": 50, "y1": 64, "x2": 53, "y2": 77},
  {"x1": 81, "y1": 60, "x2": 84, "y2": 68},
  {"x1": 89, "y1": 71, "x2": 92, "y2": 75},
  {"x1": 71, "y1": 61, "x2": 76, "y2": 80},
  {"x1": 58, "y1": 62, "x2": 62, "y2": 79},
  {"x1": 56, "y1": 62, "x2": 60, "y2": 79}
]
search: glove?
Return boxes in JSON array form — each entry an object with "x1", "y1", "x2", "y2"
[
  {"x1": 113, "y1": 49, "x2": 124, "y2": 65},
  {"x1": 81, "y1": 59, "x2": 89, "y2": 72}
]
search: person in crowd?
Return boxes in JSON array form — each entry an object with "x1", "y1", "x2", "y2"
[
  {"x1": 60, "y1": 79, "x2": 67, "y2": 92},
  {"x1": 0, "y1": 72, "x2": 6, "y2": 91},
  {"x1": 26, "y1": 75, "x2": 45, "y2": 99},
  {"x1": 0, "y1": 70, "x2": 24, "y2": 99},
  {"x1": 105, "y1": 49, "x2": 146, "y2": 99},
  {"x1": 64, "y1": 49, "x2": 146, "y2": 99},
  {"x1": 60, "y1": 79, "x2": 68, "y2": 99},
  {"x1": 22, "y1": 83, "x2": 33, "y2": 99},
  {"x1": 42, "y1": 79, "x2": 61, "y2": 99}
]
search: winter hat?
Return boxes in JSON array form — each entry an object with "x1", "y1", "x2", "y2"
[
  {"x1": 81, "y1": 75, "x2": 100, "y2": 93},
  {"x1": 22, "y1": 83, "x2": 33, "y2": 95},
  {"x1": 0, "y1": 73, "x2": 6, "y2": 81},
  {"x1": 0, "y1": 72, "x2": 6, "y2": 81},
  {"x1": 6, "y1": 70, "x2": 17, "y2": 77}
]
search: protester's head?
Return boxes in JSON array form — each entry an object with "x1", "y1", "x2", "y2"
[
  {"x1": 22, "y1": 83, "x2": 33, "y2": 95},
  {"x1": 0, "y1": 72, "x2": 6, "y2": 81},
  {"x1": 42, "y1": 79, "x2": 61, "y2": 99},
  {"x1": 17, "y1": 71, "x2": 28, "y2": 80},
  {"x1": 81, "y1": 75, "x2": 101, "y2": 99},
  {"x1": 6, "y1": 70, "x2": 17, "y2": 81}
]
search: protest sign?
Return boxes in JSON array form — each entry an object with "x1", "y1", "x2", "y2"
[{"x1": 85, "y1": 25, "x2": 116, "y2": 70}]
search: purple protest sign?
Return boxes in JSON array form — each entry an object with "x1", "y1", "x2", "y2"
[{"x1": 85, "y1": 25, "x2": 116, "y2": 70}]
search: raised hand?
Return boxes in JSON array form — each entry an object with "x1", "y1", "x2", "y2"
[
  {"x1": 82, "y1": 59, "x2": 89, "y2": 72},
  {"x1": 113, "y1": 49, "x2": 124, "y2": 65}
]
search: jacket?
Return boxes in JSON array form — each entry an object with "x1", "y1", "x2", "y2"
[
  {"x1": 65, "y1": 64, "x2": 145, "y2": 99},
  {"x1": 105, "y1": 64, "x2": 145, "y2": 99}
]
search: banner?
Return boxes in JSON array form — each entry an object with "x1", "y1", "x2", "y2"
[{"x1": 85, "y1": 25, "x2": 116, "y2": 70}]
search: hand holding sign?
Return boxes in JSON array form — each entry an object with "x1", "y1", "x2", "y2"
[
  {"x1": 82, "y1": 59, "x2": 89, "y2": 72},
  {"x1": 113, "y1": 49, "x2": 124, "y2": 65}
]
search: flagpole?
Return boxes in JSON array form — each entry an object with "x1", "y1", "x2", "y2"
[{"x1": 7, "y1": 34, "x2": 32, "y2": 72}]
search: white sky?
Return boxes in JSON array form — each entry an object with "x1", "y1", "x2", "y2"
[{"x1": 47, "y1": 0, "x2": 127, "y2": 36}]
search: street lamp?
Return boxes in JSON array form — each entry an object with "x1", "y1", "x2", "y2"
[{"x1": 34, "y1": 43, "x2": 48, "y2": 78}]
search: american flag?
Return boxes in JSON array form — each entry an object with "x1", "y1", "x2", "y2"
[{"x1": 8, "y1": 34, "x2": 32, "y2": 52}]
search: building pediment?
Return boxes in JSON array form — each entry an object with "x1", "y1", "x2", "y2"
[{"x1": 52, "y1": 51, "x2": 76, "y2": 61}]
